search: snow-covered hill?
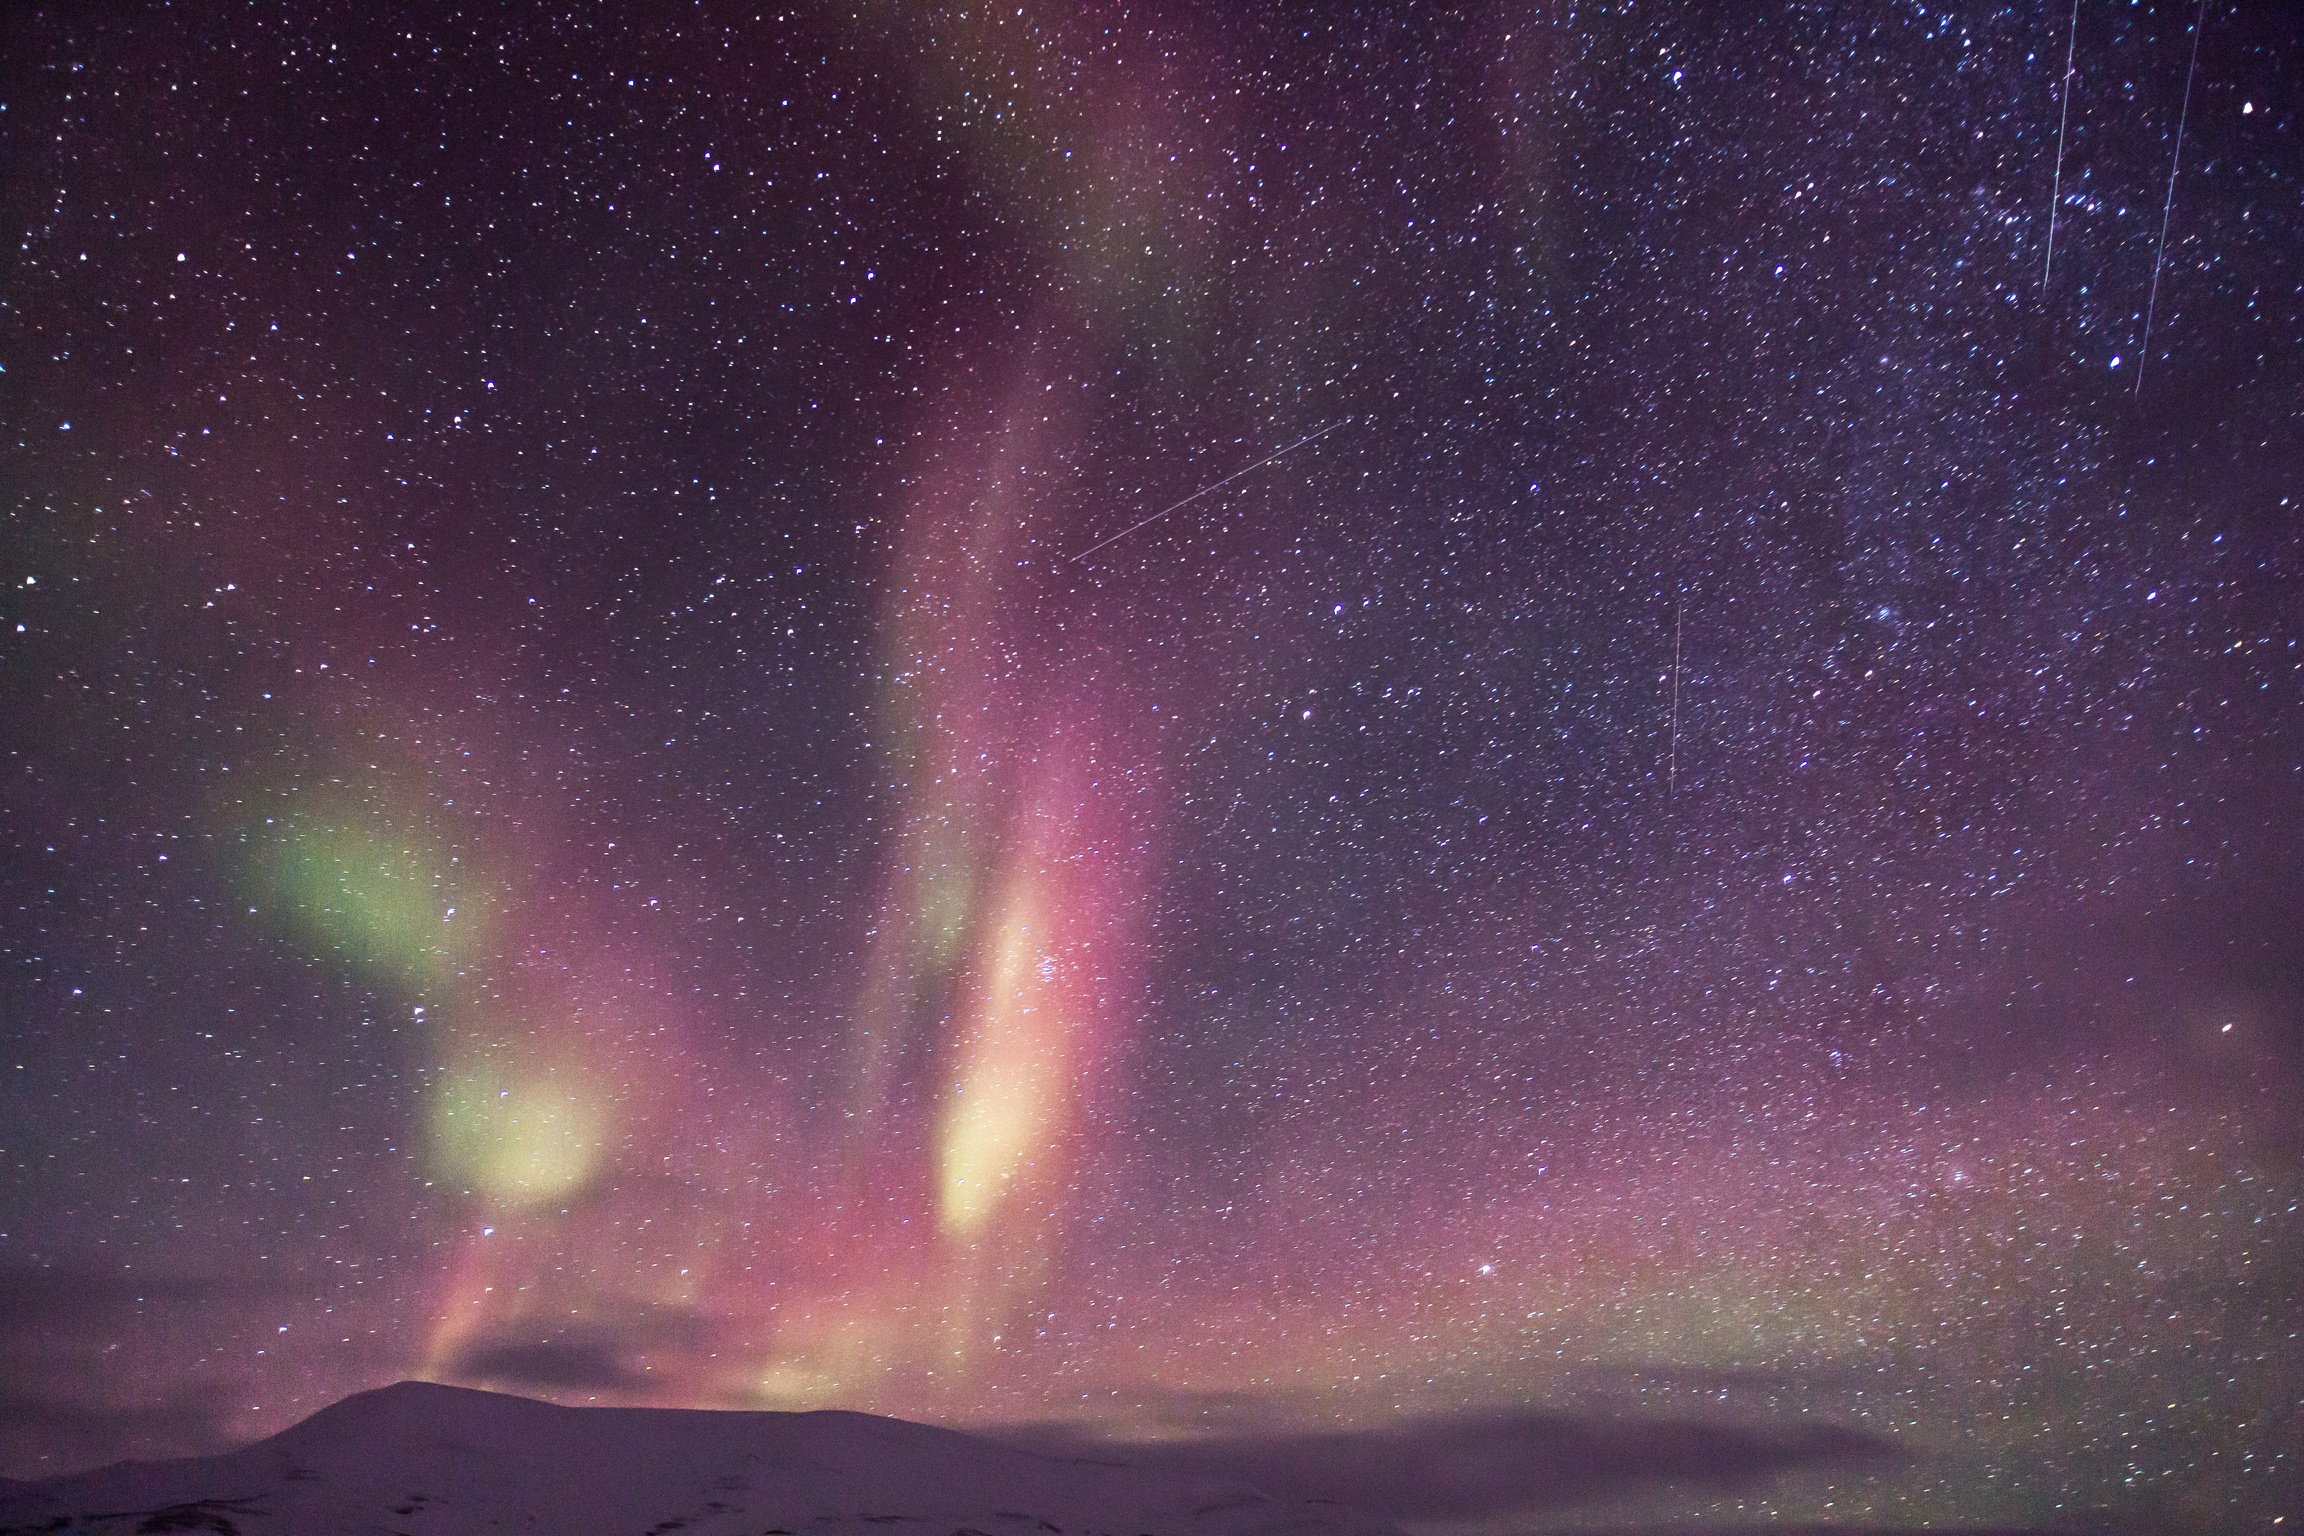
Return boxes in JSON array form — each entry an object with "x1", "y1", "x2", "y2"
[{"x1": 0, "y1": 1383, "x2": 1401, "y2": 1536}]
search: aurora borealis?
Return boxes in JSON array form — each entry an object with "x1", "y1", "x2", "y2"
[{"x1": 3, "y1": 2, "x2": 2301, "y2": 1531}]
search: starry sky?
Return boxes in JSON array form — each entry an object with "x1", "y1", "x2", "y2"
[{"x1": 3, "y1": 2, "x2": 2301, "y2": 1530}]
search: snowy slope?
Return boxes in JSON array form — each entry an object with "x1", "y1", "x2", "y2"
[{"x1": 0, "y1": 1383, "x2": 1401, "y2": 1536}]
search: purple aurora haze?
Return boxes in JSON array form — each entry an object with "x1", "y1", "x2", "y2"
[{"x1": 3, "y1": 3, "x2": 2300, "y2": 1532}]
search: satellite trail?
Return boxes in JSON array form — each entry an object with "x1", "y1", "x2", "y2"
[
  {"x1": 2137, "y1": 0, "x2": 2208, "y2": 397},
  {"x1": 1068, "y1": 417, "x2": 1352, "y2": 564},
  {"x1": 1669, "y1": 589, "x2": 1683, "y2": 799},
  {"x1": 2042, "y1": 0, "x2": 2080, "y2": 294}
]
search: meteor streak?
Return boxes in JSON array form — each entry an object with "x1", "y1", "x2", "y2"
[
  {"x1": 2137, "y1": 0, "x2": 2207, "y2": 398},
  {"x1": 2042, "y1": 0, "x2": 2080, "y2": 295},
  {"x1": 1067, "y1": 417, "x2": 1352, "y2": 564}
]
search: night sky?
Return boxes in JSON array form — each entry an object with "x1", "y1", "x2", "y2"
[{"x1": 3, "y1": 2, "x2": 2301, "y2": 1531}]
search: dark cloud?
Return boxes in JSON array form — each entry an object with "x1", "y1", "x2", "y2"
[
  {"x1": 444, "y1": 1335, "x2": 643, "y2": 1393},
  {"x1": 1010, "y1": 1410, "x2": 1896, "y2": 1521},
  {"x1": 0, "y1": 1268, "x2": 204, "y2": 1333},
  {"x1": 0, "y1": 1383, "x2": 235, "y2": 1481},
  {"x1": 0, "y1": 1268, "x2": 276, "y2": 1477},
  {"x1": 441, "y1": 1307, "x2": 718, "y2": 1396}
]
